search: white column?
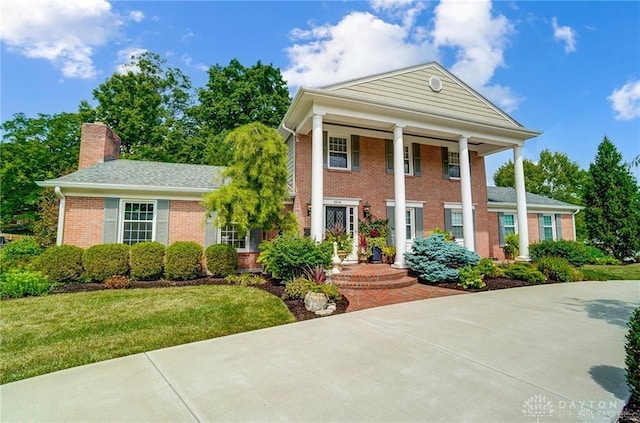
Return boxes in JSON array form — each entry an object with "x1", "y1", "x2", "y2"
[
  {"x1": 54, "y1": 186, "x2": 65, "y2": 246},
  {"x1": 514, "y1": 145, "x2": 530, "y2": 260},
  {"x1": 310, "y1": 113, "x2": 325, "y2": 242},
  {"x1": 459, "y1": 136, "x2": 475, "y2": 251},
  {"x1": 392, "y1": 125, "x2": 407, "y2": 268}
]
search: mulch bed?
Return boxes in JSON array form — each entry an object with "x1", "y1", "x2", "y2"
[
  {"x1": 50, "y1": 277, "x2": 349, "y2": 322},
  {"x1": 432, "y1": 277, "x2": 563, "y2": 292},
  {"x1": 619, "y1": 397, "x2": 640, "y2": 423}
]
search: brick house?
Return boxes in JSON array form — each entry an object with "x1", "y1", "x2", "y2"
[{"x1": 38, "y1": 62, "x2": 580, "y2": 270}]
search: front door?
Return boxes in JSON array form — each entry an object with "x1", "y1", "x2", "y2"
[{"x1": 326, "y1": 206, "x2": 347, "y2": 231}]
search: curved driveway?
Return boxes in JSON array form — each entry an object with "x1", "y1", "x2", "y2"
[{"x1": 2, "y1": 281, "x2": 639, "y2": 422}]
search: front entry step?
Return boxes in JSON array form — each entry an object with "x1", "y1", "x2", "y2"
[{"x1": 332, "y1": 264, "x2": 418, "y2": 290}]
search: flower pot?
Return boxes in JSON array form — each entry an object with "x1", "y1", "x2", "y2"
[{"x1": 371, "y1": 246, "x2": 382, "y2": 264}]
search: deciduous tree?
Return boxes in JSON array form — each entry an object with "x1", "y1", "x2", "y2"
[
  {"x1": 203, "y1": 123, "x2": 295, "y2": 236},
  {"x1": 583, "y1": 137, "x2": 640, "y2": 259}
]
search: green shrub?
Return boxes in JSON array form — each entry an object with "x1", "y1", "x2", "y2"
[
  {"x1": 130, "y1": 242, "x2": 165, "y2": 281},
  {"x1": 503, "y1": 233, "x2": 519, "y2": 259},
  {"x1": 592, "y1": 256, "x2": 622, "y2": 265},
  {"x1": 536, "y1": 256, "x2": 582, "y2": 282},
  {"x1": 205, "y1": 244, "x2": 238, "y2": 277},
  {"x1": 33, "y1": 245, "x2": 84, "y2": 283},
  {"x1": 165, "y1": 241, "x2": 203, "y2": 281},
  {"x1": 529, "y1": 240, "x2": 589, "y2": 267},
  {"x1": 0, "y1": 238, "x2": 44, "y2": 270},
  {"x1": 0, "y1": 268, "x2": 54, "y2": 298},
  {"x1": 404, "y1": 234, "x2": 480, "y2": 283},
  {"x1": 503, "y1": 262, "x2": 546, "y2": 284},
  {"x1": 82, "y1": 244, "x2": 130, "y2": 282},
  {"x1": 458, "y1": 266, "x2": 485, "y2": 290},
  {"x1": 224, "y1": 273, "x2": 267, "y2": 286},
  {"x1": 258, "y1": 235, "x2": 332, "y2": 281},
  {"x1": 477, "y1": 258, "x2": 505, "y2": 278},
  {"x1": 625, "y1": 307, "x2": 640, "y2": 399},
  {"x1": 584, "y1": 245, "x2": 621, "y2": 265},
  {"x1": 282, "y1": 277, "x2": 342, "y2": 302},
  {"x1": 104, "y1": 275, "x2": 132, "y2": 289}
]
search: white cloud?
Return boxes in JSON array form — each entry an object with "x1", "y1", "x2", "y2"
[
  {"x1": 129, "y1": 10, "x2": 145, "y2": 23},
  {"x1": 551, "y1": 17, "x2": 576, "y2": 53},
  {"x1": 283, "y1": 6, "x2": 437, "y2": 89},
  {"x1": 115, "y1": 47, "x2": 148, "y2": 74},
  {"x1": 181, "y1": 54, "x2": 208, "y2": 72},
  {"x1": 608, "y1": 80, "x2": 640, "y2": 121},
  {"x1": 0, "y1": 0, "x2": 123, "y2": 79},
  {"x1": 283, "y1": 0, "x2": 522, "y2": 112}
]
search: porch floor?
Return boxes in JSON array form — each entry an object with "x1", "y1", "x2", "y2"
[{"x1": 332, "y1": 264, "x2": 466, "y2": 312}]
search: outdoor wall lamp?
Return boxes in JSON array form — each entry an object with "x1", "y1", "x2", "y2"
[
  {"x1": 363, "y1": 201, "x2": 371, "y2": 218},
  {"x1": 307, "y1": 200, "x2": 312, "y2": 216}
]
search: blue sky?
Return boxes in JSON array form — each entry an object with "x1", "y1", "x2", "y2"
[{"x1": 1, "y1": 0, "x2": 639, "y2": 183}]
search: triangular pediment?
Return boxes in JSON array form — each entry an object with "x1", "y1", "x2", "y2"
[{"x1": 322, "y1": 62, "x2": 520, "y2": 128}]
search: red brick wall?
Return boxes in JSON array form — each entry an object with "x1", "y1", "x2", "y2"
[
  {"x1": 79, "y1": 123, "x2": 121, "y2": 169},
  {"x1": 63, "y1": 197, "x2": 104, "y2": 247},
  {"x1": 168, "y1": 200, "x2": 207, "y2": 245},
  {"x1": 294, "y1": 133, "x2": 490, "y2": 257}
]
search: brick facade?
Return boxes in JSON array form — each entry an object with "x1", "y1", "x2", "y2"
[
  {"x1": 167, "y1": 200, "x2": 208, "y2": 245},
  {"x1": 62, "y1": 197, "x2": 104, "y2": 248},
  {"x1": 78, "y1": 123, "x2": 121, "y2": 170},
  {"x1": 294, "y1": 133, "x2": 492, "y2": 257}
]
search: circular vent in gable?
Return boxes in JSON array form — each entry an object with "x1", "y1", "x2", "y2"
[{"x1": 428, "y1": 76, "x2": 443, "y2": 92}]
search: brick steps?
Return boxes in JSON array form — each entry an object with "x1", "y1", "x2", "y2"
[{"x1": 332, "y1": 264, "x2": 418, "y2": 290}]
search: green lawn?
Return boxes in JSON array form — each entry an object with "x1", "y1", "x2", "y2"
[
  {"x1": 581, "y1": 263, "x2": 640, "y2": 281},
  {"x1": 0, "y1": 285, "x2": 295, "y2": 384}
]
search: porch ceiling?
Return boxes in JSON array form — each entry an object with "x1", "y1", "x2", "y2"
[{"x1": 281, "y1": 87, "x2": 541, "y2": 157}]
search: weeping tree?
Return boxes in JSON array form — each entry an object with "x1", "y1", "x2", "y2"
[
  {"x1": 203, "y1": 122, "x2": 297, "y2": 237},
  {"x1": 583, "y1": 137, "x2": 640, "y2": 259}
]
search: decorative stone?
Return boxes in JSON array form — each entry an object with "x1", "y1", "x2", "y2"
[
  {"x1": 315, "y1": 308, "x2": 334, "y2": 316},
  {"x1": 304, "y1": 291, "x2": 328, "y2": 312},
  {"x1": 326, "y1": 302, "x2": 337, "y2": 312}
]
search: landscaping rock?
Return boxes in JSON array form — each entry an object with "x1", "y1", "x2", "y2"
[
  {"x1": 304, "y1": 291, "x2": 328, "y2": 312},
  {"x1": 315, "y1": 308, "x2": 334, "y2": 316}
]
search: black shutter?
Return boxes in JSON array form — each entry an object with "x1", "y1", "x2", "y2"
[
  {"x1": 415, "y1": 207, "x2": 423, "y2": 238},
  {"x1": 322, "y1": 131, "x2": 328, "y2": 169},
  {"x1": 444, "y1": 208, "x2": 452, "y2": 232},
  {"x1": 351, "y1": 135, "x2": 360, "y2": 172},
  {"x1": 441, "y1": 147, "x2": 450, "y2": 179},
  {"x1": 412, "y1": 143, "x2": 421, "y2": 176},
  {"x1": 538, "y1": 214, "x2": 545, "y2": 241},
  {"x1": 385, "y1": 139, "x2": 394, "y2": 174}
]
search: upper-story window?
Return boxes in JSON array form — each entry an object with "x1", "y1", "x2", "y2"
[
  {"x1": 385, "y1": 141, "x2": 421, "y2": 176},
  {"x1": 448, "y1": 151, "x2": 461, "y2": 178},
  {"x1": 403, "y1": 145, "x2": 412, "y2": 175},
  {"x1": 328, "y1": 135, "x2": 350, "y2": 170}
]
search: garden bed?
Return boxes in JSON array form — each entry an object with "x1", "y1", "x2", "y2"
[
  {"x1": 432, "y1": 277, "x2": 564, "y2": 292},
  {"x1": 51, "y1": 277, "x2": 349, "y2": 322}
]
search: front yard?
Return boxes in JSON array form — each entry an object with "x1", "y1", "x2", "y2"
[
  {"x1": 581, "y1": 263, "x2": 640, "y2": 281},
  {"x1": 0, "y1": 285, "x2": 295, "y2": 384}
]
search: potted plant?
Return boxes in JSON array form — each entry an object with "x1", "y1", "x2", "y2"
[
  {"x1": 359, "y1": 217, "x2": 389, "y2": 264},
  {"x1": 503, "y1": 232, "x2": 519, "y2": 260},
  {"x1": 382, "y1": 245, "x2": 396, "y2": 264},
  {"x1": 358, "y1": 233, "x2": 369, "y2": 263},
  {"x1": 325, "y1": 223, "x2": 353, "y2": 261}
]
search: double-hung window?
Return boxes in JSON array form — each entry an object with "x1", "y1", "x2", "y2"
[
  {"x1": 328, "y1": 135, "x2": 349, "y2": 170},
  {"x1": 450, "y1": 210, "x2": 464, "y2": 239},
  {"x1": 405, "y1": 208, "x2": 416, "y2": 241},
  {"x1": 503, "y1": 214, "x2": 516, "y2": 235},
  {"x1": 403, "y1": 145, "x2": 412, "y2": 175},
  {"x1": 542, "y1": 215, "x2": 555, "y2": 240},
  {"x1": 448, "y1": 151, "x2": 461, "y2": 178},
  {"x1": 121, "y1": 201, "x2": 155, "y2": 245},
  {"x1": 220, "y1": 224, "x2": 249, "y2": 251}
]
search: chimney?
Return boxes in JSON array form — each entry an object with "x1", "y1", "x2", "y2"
[{"x1": 78, "y1": 123, "x2": 121, "y2": 170}]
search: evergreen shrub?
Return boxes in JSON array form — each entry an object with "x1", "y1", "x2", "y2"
[
  {"x1": 404, "y1": 234, "x2": 480, "y2": 283},
  {"x1": 205, "y1": 244, "x2": 238, "y2": 277},
  {"x1": 536, "y1": 256, "x2": 582, "y2": 282},
  {"x1": 130, "y1": 242, "x2": 165, "y2": 281},
  {"x1": 626, "y1": 307, "x2": 640, "y2": 399},
  {"x1": 164, "y1": 241, "x2": 203, "y2": 281},
  {"x1": 458, "y1": 266, "x2": 485, "y2": 289},
  {"x1": 258, "y1": 235, "x2": 332, "y2": 281},
  {"x1": 529, "y1": 240, "x2": 589, "y2": 267},
  {"x1": 0, "y1": 238, "x2": 44, "y2": 270},
  {"x1": 477, "y1": 258, "x2": 504, "y2": 278},
  {"x1": 503, "y1": 262, "x2": 546, "y2": 284},
  {"x1": 83, "y1": 244, "x2": 130, "y2": 282},
  {"x1": 34, "y1": 245, "x2": 84, "y2": 283}
]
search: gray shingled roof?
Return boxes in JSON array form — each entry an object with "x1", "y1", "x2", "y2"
[
  {"x1": 39, "y1": 160, "x2": 226, "y2": 191},
  {"x1": 487, "y1": 186, "x2": 578, "y2": 208}
]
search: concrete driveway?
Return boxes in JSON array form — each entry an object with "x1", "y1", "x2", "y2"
[{"x1": 1, "y1": 281, "x2": 638, "y2": 422}]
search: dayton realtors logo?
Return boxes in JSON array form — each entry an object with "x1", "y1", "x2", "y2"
[{"x1": 522, "y1": 395, "x2": 554, "y2": 422}]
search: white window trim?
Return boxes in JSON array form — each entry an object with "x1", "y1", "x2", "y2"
[
  {"x1": 403, "y1": 143, "x2": 413, "y2": 176},
  {"x1": 448, "y1": 151, "x2": 461, "y2": 180},
  {"x1": 218, "y1": 224, "x2": 250, "y2": 252},
  {"x1": 502, "y1": 213, "x2": 518, "y2": 235},
  {"x1": 542, "y1": 214, "x2": 557, "y2": 241},
  {"x1": 405, "y1": 208, "x2": 416, "y2": 241},
  {"x1": 327, "y1": 133, "x2": 351, "y2": 170},
  {"x1": 118, "y1": 199, "x2": 157, "y2": 244}
]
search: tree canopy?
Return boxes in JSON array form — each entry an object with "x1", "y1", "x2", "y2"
[
  {"x1": 203, "y1": 122, "x2": 296, "y2": 235},
  {"x1": 0, "y1": 112, "x2": 82, "y2": 224},
  {"x1": 583, "y1": 137, "x2": 640, "y2": 259}
]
